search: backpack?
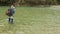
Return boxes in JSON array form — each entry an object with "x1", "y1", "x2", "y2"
[{"x1": 6, "y1": 9, "x2": 10, "y2": 16}]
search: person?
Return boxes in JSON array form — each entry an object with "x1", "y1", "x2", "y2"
[{"x1": 7, "y1": 5, "x2": 15, "y2": 24}]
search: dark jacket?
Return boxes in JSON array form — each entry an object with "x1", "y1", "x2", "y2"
[{"x1": 9, "y1": 8, "x2": 15, "y2": 16}]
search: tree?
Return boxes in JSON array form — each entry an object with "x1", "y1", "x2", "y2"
[{"x1": 0, "y1": 0, "x2": 58, "y2": 6}]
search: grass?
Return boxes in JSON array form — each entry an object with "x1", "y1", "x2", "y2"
[{"x1": 0, "y1": 6, "x2": 60, "y2": 34}]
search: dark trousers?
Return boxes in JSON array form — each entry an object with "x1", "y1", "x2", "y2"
[{"x1": 8, "y1": 16, "x2": 13, "y2": 24}]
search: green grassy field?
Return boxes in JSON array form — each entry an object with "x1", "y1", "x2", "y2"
[{"x1": 0, "y1": 6, "x2": 60, "y2": 34}]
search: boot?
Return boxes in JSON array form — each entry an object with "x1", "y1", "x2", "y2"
[
  {"x1": 10, "y1": 18, "x2": 13, "y2": 24},
  {"x1": 8, "y1": 18, "x2": 11, "y2": 23}
]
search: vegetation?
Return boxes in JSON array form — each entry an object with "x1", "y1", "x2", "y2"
[
  {"x1": 0, "y1": 6, "x2": 60, "y2": 34},
  {"x1": 0, "y1": 0, "x2": 60, "y2": 6}
]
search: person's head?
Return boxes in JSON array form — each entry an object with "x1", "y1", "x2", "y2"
[{"x1": 10, "y1": 5, "x2": 15, "y2": 9}]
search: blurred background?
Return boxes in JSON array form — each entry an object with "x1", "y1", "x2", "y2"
[
  {"x1": 0, "y1": 0, "x2": 60, "y2": 6},
  {"x1": 0, "y1": 0, "x2": 60, "y2": 34}
]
